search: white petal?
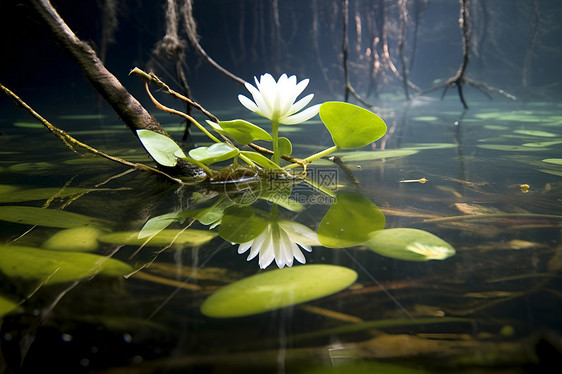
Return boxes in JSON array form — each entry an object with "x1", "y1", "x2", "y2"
[
  {"x1": 275, "y1": 226, "x2": 294, "y2": 268},
  {"x1": 280, "y1": 104, "x2": 320, "y2": 125},
  {"x1": 294, "y1": 78, "x2": 309, "y2": 98},
  {"x1": 291, "y1": 242, "x2": 307, "y2": 264},
  {"x1": 238, "y1": 241, "x2": 253, "y2": 254},
  {"x1": 247, "y1": 228, "x2": 268, "y2": 261},
  {"x1": 238, "y1": 94, "x2": 259, "y2": 113},
  {"x1": 257, "y1": 74, "x2": 277, "y2": 113},
  {"x1": 258, "y1": 226, "x2": 275, "y2": 269},
  {"x1": 280, "y1": 220, "x2": 321, "y2": 246},
  {"x1": 245, "y1": 83, "x2": 272, "y2": 118},
  {"x1": 288, "y1": 93, "x2": 314, "y2": 115}
]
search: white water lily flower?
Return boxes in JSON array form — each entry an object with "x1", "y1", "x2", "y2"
[
  {"x1": 238, "y1": 220, "x2": 320, "y2": 269},
  {"x1": 238, "y1": 73, "x2": 320, "y2": 125}
]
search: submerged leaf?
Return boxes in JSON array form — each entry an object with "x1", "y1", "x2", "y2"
[
  {"x1": 318, "y1": 193, "x2": 385, "y2": 248},
  {"x1": 99, "y1": 229, "x2": 217, "y2": 247},
  {"x1": 200, "y1": 265, "x2": 357, "y2": 318},
  {"x1": 136, "y1": 129, "x2": 186, "y2": 167},
  {"x1": 0, "y1": 245, "x2": 132, "y2": 284},
  {"x1": 319, "y1": 102, "x2": 387, "y2": 149},
  {"x1": 42, "y1": 226, "x2": 103, "y2": 252},
  {"x1": 366, "y1": 228, "x2": 455, "y2": 261},
  {"x1": 0, "y1": 206, "x2": 103, "y2": 228}
]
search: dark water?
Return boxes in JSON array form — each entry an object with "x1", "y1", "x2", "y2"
[{"x1": 0, "y1": 95, "x2": 561, "y2": 373}]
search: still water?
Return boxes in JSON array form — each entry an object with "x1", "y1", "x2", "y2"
[{"x1": 0, "y1": 96, "x2": 561, "y2": 373}]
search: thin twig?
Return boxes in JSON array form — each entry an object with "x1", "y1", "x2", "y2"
[{"x1": 0, "y1": 83, "x2": 184, "y2": 184}]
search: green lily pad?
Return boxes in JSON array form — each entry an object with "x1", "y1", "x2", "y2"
[
  {"x1": 403, "y1": 143, "x2": 456, "y2": 150},
  {"x1": 412, "y1": 116, "x2": 439, "y2": 122},
  {"x1": 13, "y1": 122, "x2": 44, "y2": 129},
  {"x1": 0, "y1": 206, "x2": 104, "y2": 228},
  {"x1": 318, "y1": 193, "x2": 385, "y2": 248},
  {"x1": 366, "y1": 228, "x2": 455, "y2": 261},
  {"x1": 0, "y1": 187, "x2": 90, "y2": 203},
  {"x1": 484, "y1": 125, "x2": 509, "y2": 131},
  {"x1": 542, "y1": 158, "x2": 562, "y2": 165},
  {"x1": 98, "y1": 229, "x2": 217, "y2": 247},
  {"x1": 319, "y1": 102, "x2": 387, "y2": 149},
  {"x1": 523, "y1": 140, "x2": 562, "y2": 148},
  {"x1": 338, "y1": 149, "x2": 417, "y2": 162},
  {"x1": 136, "y1": 129, "x2": 186, "y2": 167},
  {"x1": 476, "y1": 144, "x2": 546, "y2": 152},
  {"x1": 207, "y1": 120, "x2": 272, "y2": 145},
  {"x1": 538, "y1": 169, "x2": 562, "y2": 176},
  {"x1": 42, "y1": 226, "x2": 103, "y2": 252},
  {"x1": 0, "y1": 245, "x2": 132, "y2": 285},
  {"x1": 513, "y1": 130, "x2": 557, "y2": 137},
  {"x1": 200, "y1": 265, "x2": 357, "y2": 318},
  {"x1": 188, "y1": 142, "x2": 239, "y2": 164}
]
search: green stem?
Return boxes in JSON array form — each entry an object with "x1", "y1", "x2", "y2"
[
  {"x1": 271, "y1": 119, "x2": 280, "y2": 165},
  {"x1": 284, "y1": 145, "x2": 339, "y2": 170}
]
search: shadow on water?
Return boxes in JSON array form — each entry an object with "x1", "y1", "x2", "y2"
[{"x1": 0, "y1": 98, "x2": 561, "y2": 373}]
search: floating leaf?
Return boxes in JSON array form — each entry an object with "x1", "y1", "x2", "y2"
[
  {"x1": 318, "y1": 193, "x2": 385, "y2": 248},
  {"x1": 136, "y1": 129, "x2": 186, "y2": 167},
  {"x1": 218, "y1": 206, "x2": 268, "y2": 244},
  {"x1": 412, "y1": 116, "x2": 439, "y2": 122},
  {"x1": 538, "y1": 169, "x2": 562, "y2": 176},
  {"x1": 0, "y1": 187, "x2": 90, "y2": 203},
  {"x1": 0, "y1": 206, "x2": 103, "y2": 228},
  {"x1": 366, "y1": 228, "x2": 455, "y2": 261},
  {"x1": 403, "y1": 143, "x2": 456, "y2": 151},
  {"x1": 188, "y1": 142, "x2": 239, "y2": 164},
  {"x1": 42, "y1": 226, "x2": 103, "y2": 252},
  {"x1": 542, "y1": 158, "x2": 562, "y2": 166},
  {"x1": 207, "y1": 120, "x2": 272, "y2": 145},
  {"x1": 200, "y1": 265, "x2": 357, "y2": 318},
  {"x1": 240, "y1": 151, "x2": 283, "y2": 169},
  {"x1": 99, "y1": 229, "x2": 217, "y2": 247},
  {"x1": 338, "y1": 149, "x2": 418, "y2": 162},
  {"x1": 523, "y1": 140, "x2": 562, "y2": 148},
  {"x1": 0, "y1": 245, "x2": 132, "y2": 285},
  {"x1": 319, "y1": 102, "x2": 387, "y2": 149},
  {"x1": 513, "y1": 130, "x2": 557, "y2": 138},
  {"x1": 476, "y1": 144, "x2": 546, "y2": 152}
]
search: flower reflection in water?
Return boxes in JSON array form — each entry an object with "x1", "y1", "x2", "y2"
[{"x1": 237, "y1": 219, "x2": 320, "y2": 269}]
